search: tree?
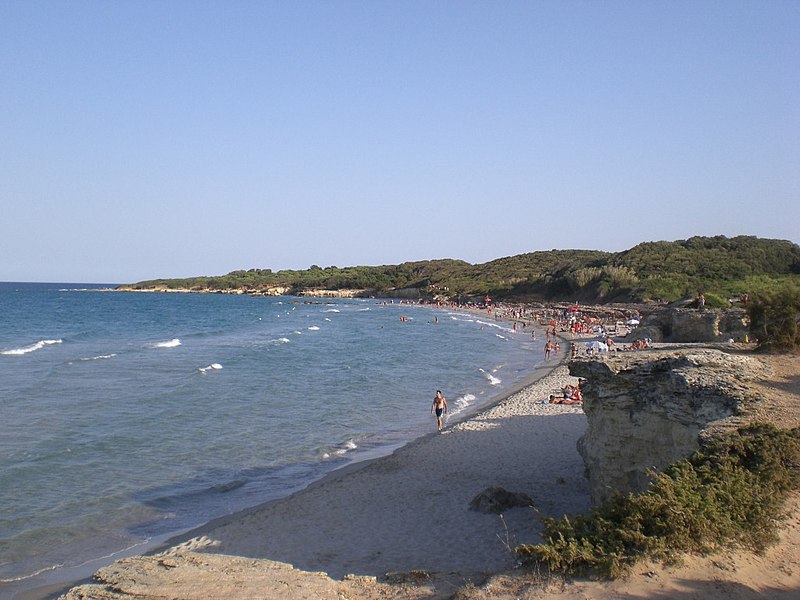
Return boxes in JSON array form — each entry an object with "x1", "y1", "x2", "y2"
[{"x1": 748, "y1": 282, "x2": 800, "y2": 352}]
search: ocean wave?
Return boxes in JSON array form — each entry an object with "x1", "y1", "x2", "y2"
[
  {"x1": 80, "y1": 354, "x2": 117, "y2": 361},
  {"x1": 323, "y1": 309, "x2": 340, "y2": 313},
  {"x1": 307, "y1": 326, "x2": 320, "y2": 331},
  {"x1": 151, "y1": 339, "x2": 181, "y2": 349},
  {"x1": 272, "y1": 337, "x2": 291, "y2": 344},
  {"x1": 495, "y1": 334, "x2": 506, "y2": 340},
  {"x1": 147, "y1": 477, "x2": 249, "y2": 510},
  {"x1": 0, "y1": 534, "x2": 153, "y2": 584},
  {"x1": 447, "y1": 393, "x2": 477, "y2": 418},
  {"x1": 448, "y1": 313, "x2": 475, "y2": 322},
  {"x1": 321, "y1": 438, "x2": 358, "y2": 460},
  {"x1": 479, "y1": 368, "x2": 502, "y2": 385},
  {"x1": 210, "y1": 479, "x2": 246, "y2": 493},
  {"x1": 476, "y1": 319, "x2": 515, "y2": 334},
  {"x1": 198, "y1": 363, "x2": 223, "y2": 374},
  {"x1": 1, "y1": 339, "x2": 62, "y2": 356}
]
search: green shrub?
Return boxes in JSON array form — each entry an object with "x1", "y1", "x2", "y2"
[
  {"x1": 747, "y1": 282, "x2": 800, "y2": 351},
  {"x1": 516, "y1": 424, "x2": 800, "y2": 578},
  {"x1": 702, "y1": 292, "x2": 729, "y2": 308}
]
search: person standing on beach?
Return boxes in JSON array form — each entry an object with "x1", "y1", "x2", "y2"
[
  {"x1": 545, "y1": 340, "x2": 553, "y2": 360},
  {"x1": 431, "y1": 390, "x2": 448, "y2": 432}
]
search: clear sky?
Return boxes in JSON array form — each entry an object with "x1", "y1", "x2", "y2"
[{"x1": 1, "y1": 1, "x2": 798, "y2": 283}]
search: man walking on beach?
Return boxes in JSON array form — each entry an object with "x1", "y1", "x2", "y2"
[{"x1": 431, "y1": 390, "x2": 448, "y2": 432}]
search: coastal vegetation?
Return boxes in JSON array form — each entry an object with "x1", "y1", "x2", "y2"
[
  {"x1": 516, "y1": 424, "x2": 800, "y2": 579},
  {"x1": 747, "y1": 281, "x2": 800, "y2": 352},
  {"x1": 126, "y1": 235, "x2": 800, "y2": 305}
]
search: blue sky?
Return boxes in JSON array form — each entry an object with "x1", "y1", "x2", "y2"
[{"x1": 1, "y1": 1, "x2": 798, "y2": 283}]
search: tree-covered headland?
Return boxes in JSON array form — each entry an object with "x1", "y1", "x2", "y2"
[{"x1": 127, "y1": 235, "x2": 800, "y2": 306}]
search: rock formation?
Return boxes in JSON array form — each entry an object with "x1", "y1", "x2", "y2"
[
  {"x1": 630, "y1": 307, "x2": 749, "y2": 343},
  {"x1": 468, "y1": 486, "x2": 534, "y2": 514},
  {"x1": 570, "y1": 349, "x2": 771, "y2": 505}
]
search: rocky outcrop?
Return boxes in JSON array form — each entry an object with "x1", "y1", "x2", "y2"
[
  {"x1": 631, "y1": 308, "x2": 748, "y2": 343},
  {"x1": 570, "y1": 349, "x2": 771, "y2": 505},
  {"x1": 60, "y1": 551, "x2": 417, "y2": 600},
  {"x1": 468, "y1": 487, "x2": 534, "y2": 514}
]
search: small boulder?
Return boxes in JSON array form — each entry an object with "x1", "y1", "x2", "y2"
[{"x1": 469, "y1": 486, "x2": 533, "y2": 514}]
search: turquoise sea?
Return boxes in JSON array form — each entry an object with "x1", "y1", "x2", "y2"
[{"x1": 0, "y1": 282, "x2": 549, "y2": 596}]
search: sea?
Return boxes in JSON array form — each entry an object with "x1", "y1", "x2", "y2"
[{"x1": 0, "y1": 282, "x2": 550, "y2": 597}]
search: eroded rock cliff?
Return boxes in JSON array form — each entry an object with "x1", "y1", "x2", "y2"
[
  {"x1": 570, "y1": 349, "x2": 771, "y2": 505},
  {"x1": 631, "y1": 308, "x2": 749, "y2": 343}
]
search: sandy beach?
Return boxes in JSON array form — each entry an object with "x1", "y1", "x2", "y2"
[
  {"x1": 58, "y1": 349, "x2": 800, "y2": 599},
  {"x1": 60, "y1": 361, "x2": 589, "y2": 599},
  {"x1": 168, "y1": 364, "x2": 588, "y2": 575}
]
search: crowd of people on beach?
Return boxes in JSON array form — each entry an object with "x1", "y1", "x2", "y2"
[{"x1": 418, "y1": 299, "x2": 648, "y2": 429}]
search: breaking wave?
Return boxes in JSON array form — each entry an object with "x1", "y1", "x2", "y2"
[
  {"x1": 479, "y1": 368, "x2": 502, "y2": 385},
  {"x1": 1, "y1": 339, "x2": 62, "y2": 356},
  {"x1": 80, "y1": 354, "x2": 117, "y2": 361},
  {"x1": 152, "y1": 339, "x2": 181, "y2": 348},
  {"x1": 321, "y1": 438, "x2": 358, "y2": 460}
]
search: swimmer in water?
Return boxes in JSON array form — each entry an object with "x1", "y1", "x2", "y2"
[{"x1": 431, "y1": 390, "x2": 448, "y2": 432}]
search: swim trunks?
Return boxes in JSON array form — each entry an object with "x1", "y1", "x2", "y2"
[{"x1": 435, "y1": 408, "x2": 443, "y2": 417}]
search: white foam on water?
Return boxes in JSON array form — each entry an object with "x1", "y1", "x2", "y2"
[
  {"x1": 447, "y1": 313, "x2": 475, "y2": 323},
  {"x1": 476, "y1": 319, "x2": 515, "y2": 334},
  {"x1": 496, "y1": 334, "x2": 506, "y2": 340},
  {"x1": 328, "y1": 438, "x2": 358, "y2": 457},
  {"x1": 307, "y1": 326, "x2": 320, "y2": 331},
  {"x1": 479, "y1": 368, "x2": 502, "y2": 385},
  {"x1": 446, "y1": 393, "x2": 477, "y2": 419},
  {"x1": 358, "y1": 308, "x2": 370, "y2": 311},
  {"x1": 324, "y1": 318, "x2": 331, "y2": 322},
  {"x1": 333, "y1": 440, "x2": 358, "y2": 456},
  {"x1": 275, "y1": 338, "x2": 291, "y2": 344},
  {"x1": 151, "y1": 339, "x2": 181, "y2": 348},
  {"x1": 80, "y1": 354, "x2": 117, "y2": 361},
  {"x1": 323, "y1": 309, "x2": 340, "y2": 313},
  {"x1": 1, "y1": 339, "x2": 62, "y2": 355},
  {"x1": 198, "y1": 363, "x2": 223, "y2": 374}
]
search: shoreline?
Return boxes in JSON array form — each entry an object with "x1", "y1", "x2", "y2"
[
  {"x1": 52, "y1": 352, "x2": 587, "y2": 599},
  {"x1": 10, "y1": 318, "x2": 572, "y2": 600},
  {"x1": 150, "y1": 350, "x2": 571, "y2": 555}
]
